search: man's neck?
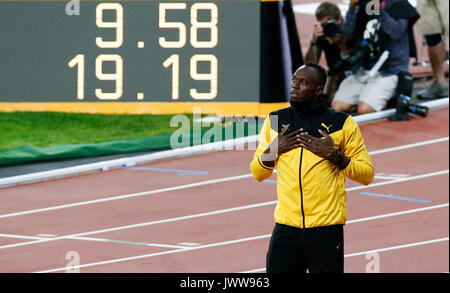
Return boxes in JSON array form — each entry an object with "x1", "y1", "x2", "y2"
[{"x1": 290, "y1": 95, "x2": 324, "y2": 114}]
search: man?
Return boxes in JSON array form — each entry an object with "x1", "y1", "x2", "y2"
[
  {"x1": 250, "y1": 63, "x2": 374, "y2": 273},
  {"x1": 331, "y1": 0, "x2": 413, "y2": 114},
  {"x1": 415, "y1": 0, "x2": 449, "y2": 99},
  {"x1": 304, "y1": 2, "x2": 353, "y2": 103}
]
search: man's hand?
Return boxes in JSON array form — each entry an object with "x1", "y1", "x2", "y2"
[
  {"x1": 260, "y1": 125, "x2": 303, "y2": 168},
  {"x1": 350, "y1": 0, "x2": 360, "y2": 8},
  {"x1": 297, "y1": 129, "x2": 350, "y2": 170},
  {"x1": 312, "y1": 22, "x2": 324, "y2": 44},
  {"x1": 296, "y1": 129, "x2": 335, "y2": 158}
]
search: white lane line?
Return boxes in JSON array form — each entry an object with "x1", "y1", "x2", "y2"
[
  {"x1": 66, "y1": 236, "x2": 189, "y2": 250},
  {"x1": 70, "y1": 201, "x2": 278, "y2": 236},
  {"x1": 0, "y1": 170, "x2": 447, "y2": 251},
  {"x1": 69, "y1": 202, "x2": 449, "y2": 252},
  {"x1": 34, "y1": 234, "x2": 272, "y2": 273},
  {"x1": 240, "y1": 237, "x2": 449, "y2": 273},
  {"x1": 368, "y1": 137, "x2": 448, "y2": 156},
  {"x1": 0, "y1": 200, "x2": 277, "y2": 250},
  {"x1": 36, "y1": 234, "x2": 58, "y2": 238},
  {"x1": 345, "y1": 170, "x2": 448, "y2": 192},
  {"x1": 0, "y1": 173, "x2": 253, "y2": 219},
  {"x1": 177, "y1": 242, "x2": 201, "y2": 247},
  {"x1": 34, "y1": 235, "x2": 449, "y2": 273},
  {"x1": 24, "y1": 204, "x2": 450, "y2": 271},
  {"x1": 240, "y1": 268, "x2": 266, "y2": 273},
  {"x1": 0, "y1": 233, "x2": 45, "y2": 241},
  {"x1": 0, "y1": 137, "x2": 447, "y2": 220},
  {"x1": 347, "y1": 203, "x2": 449, "y2": 224},
  {"x1": 374, "y1": 174, "x2": 410, "y2": 180},
  {"x1": 344, "y1": 237, "x2": 449, "y2": 258},
  {"x1": 15, "y1": 201, "x2": 450, "y2": 272}
]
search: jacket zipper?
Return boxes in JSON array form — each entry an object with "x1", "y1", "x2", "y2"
[{"x1": 299, "y1": 147, "x2": 306, "y2": 230}]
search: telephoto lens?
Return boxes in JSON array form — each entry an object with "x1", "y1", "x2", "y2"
[
  {"x1": 388, "y1": 94, "x2": 410, "y2": 121},
  {"x1": 389, "y1": 94, "x2": 430, "y2": 121},
  {"x1": 408, "y1": 104, "x2": 429, "y2": 117}
]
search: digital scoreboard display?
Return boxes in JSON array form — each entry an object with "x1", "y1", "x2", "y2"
[{"x1": 0, "y1": 0, "x2": 301, "y2": 115}]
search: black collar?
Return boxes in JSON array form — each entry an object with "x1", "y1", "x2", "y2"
[{"x1": 290, "y1": 94, "x2": 328, "y2": 116}]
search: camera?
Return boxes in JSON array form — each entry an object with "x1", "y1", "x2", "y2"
[
  {"x1": 328, "y1": 39, "x2": 377, "y2": 77},
  {"x1": 388, "y1": 94, "x2": 428, "y2": 120},
  {"x1": 321, "y1": 19, "x2": 341, "y2": 38},
  {"x1": 388, "y1": 72, "x2": 429, "y2": 121}
]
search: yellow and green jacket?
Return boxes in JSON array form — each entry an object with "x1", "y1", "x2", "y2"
[{"x1": 250, "y1": 104, "x2": 374, "y2": 229}]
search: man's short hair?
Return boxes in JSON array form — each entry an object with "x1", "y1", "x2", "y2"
[
  {"x1": 315, "y1": 2, "x2": 341, "y2": 21},
  {"x1": 304, "y1": 62, "x2": 327, "y2": 87}
]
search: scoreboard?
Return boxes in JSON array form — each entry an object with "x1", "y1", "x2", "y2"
[{"x1": 0, "y1": 0, "x2": 302, "y2": 116}]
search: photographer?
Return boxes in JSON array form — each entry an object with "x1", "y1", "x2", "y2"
[
  {"x1": 331, "y1": 0, "x2": 413, "y2": 114},
  {"x1": 415, "y1": 0, "x2": 449, "y2": 99},
  {"x1": 305, "y1": 2, "x2": 353, "y2": 104}
]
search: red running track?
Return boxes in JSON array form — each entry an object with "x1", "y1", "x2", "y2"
[{"x1": 0, "y1": 108, "x2": 448, "y2": 273}]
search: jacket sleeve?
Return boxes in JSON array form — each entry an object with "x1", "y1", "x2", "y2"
[
  {"x1": 342, "y1": 6, "x2": 359, "y2": 41},
  {"x1": 379, "y1": 9, "x2": 408, "y2": 40},
  {"x1": 250, "y1": 115, "x2": 277, "y2": 182},
  {"x1": 339, "y1": 115, "x2": 374, "y2": 185}
]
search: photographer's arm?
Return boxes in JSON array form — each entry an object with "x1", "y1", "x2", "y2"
[
  {"x1": 305, "y1": 44, "x2": 320, "y2": 63},
  {"x1": 341, "y1": 0, "x2": 359, "y2": 41},
  {"x1": 379, "y1": 9, "x2": 408, "y2": 40},
  {"x1": 305, "y1": 45, "x2": 321, "y2": 63},
  {"x1": 305, "y1": 26, "x2": 323, "y2": 63}
]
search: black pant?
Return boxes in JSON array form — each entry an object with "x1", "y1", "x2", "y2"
[{"x1": 266, "y1": 223, "x2": 344, "y2": 273}]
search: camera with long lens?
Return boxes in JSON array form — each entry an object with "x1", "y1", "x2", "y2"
[
  {"x1": 321, "y1": 19, "x2": 341, "y2": 38},
  {"x1": 389, "y1": 72, "x2": 429, "y2": 121},
  {"x1": 328, "y1": 39, "x2": 378, "y2": 77},
  {"x1": 388, "y1": 95, "x2": 429, "y2": 121}
]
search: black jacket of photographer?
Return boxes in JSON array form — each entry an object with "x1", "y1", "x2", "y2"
[{"x1": 341, "y1": 0, "x2": 419, "y2": 76}]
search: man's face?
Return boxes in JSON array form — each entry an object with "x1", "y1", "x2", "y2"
[
  {"x1": 317, "y1": 15, "x2": 342, "y2": 25},
  {"x1": 290, "y1": 66, "x2": 319, "y2": 103},
  {"x1": 317, "y1": 16, "x2": 332, "y2": 24}
]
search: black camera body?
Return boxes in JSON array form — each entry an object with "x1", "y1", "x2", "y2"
[
  {"x1": 321, "y1": 19, "x2": 341, "y2": 38},
  {"x1": 328, "y1": 39, "x2": 376, "y2": 77},
  {"x1": 388, "y1": 71, "x2": 429, "y2": 121}
]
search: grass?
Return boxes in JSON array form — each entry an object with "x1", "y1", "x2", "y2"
[{"x1": 0, "y1": 112, "x2": 195, "y2": 152}]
